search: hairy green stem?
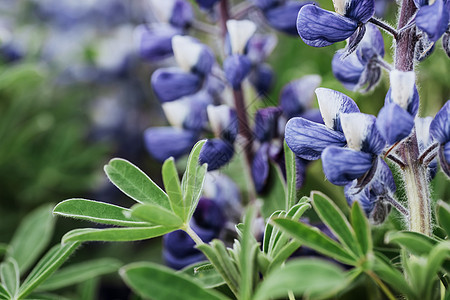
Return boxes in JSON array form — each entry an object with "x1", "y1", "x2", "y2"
[{"x1": 185, "y1": 226, "x2": 204, "y2": 245}]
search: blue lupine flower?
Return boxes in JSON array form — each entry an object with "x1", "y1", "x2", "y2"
[
  {"x1": 246, "y1": 34, "x2": 277, "y2": 94},
  {"x1": 223, "y1": 20, "x2": 256, "y2": 89},
  {"x1": 254, "y1": 0, "x2": 314, "y2": 35},
  {"x1": 164, "y1": 197, "x2": 225, "y2": 269},
  {"x1": 135, "y1": 24, "x2": 180, "y2": 62},
  {"x1": 144, "y1": 127, "x2": 199, "y2": 162},
  {"x1": 345, "y1": 157, "x2": 396, "y2": 224},
  {"x1": 332, "y1": 23, "x2": 385, "y2": 92},
  {"x1": 297, "y1": 0, "x2": 375, "y2": 51},
  {"x1": 280, "y1": 75, "x2": 322, "y2": 119},
  {"x1": 430, "y1": 100, "x2": 450, "y2": 177},
  {"x1": 195, "y1": 0, "x2": 220, "y2": 9},
  {"x1": 414, "y1": 0, "x2": 449, "y2": 42},
  {"x1": 376, "y1": 70, "x2": 419, "y2": 145},
  {"x1": 285, "y1": 88, "x2": 360, "y2": 161},
  {"x1": 321, "y1": 112, "x2": 386, "y2": 185},
  {"x1": 199, "y1": 105, "x2": 238, "y2": 171},
  {"x1": 149, "y1": 0, "x2": 193, "y2": 29},
  {"x1": 151, "y1": 36, "x2": 215, "y2": 102}
]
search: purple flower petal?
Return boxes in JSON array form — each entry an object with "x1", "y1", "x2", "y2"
[
  {"x1": 300, "y1": 108, "x2": 324, "y2": 124},
  {"x1": 370, "y1": 157, "x2": 396, "y2": 195},
  {"x1": 285, "y1": 117, "x2": 347, "y2": 160},
  {"x1": 246, "y1": 34, "x2": 277, "y2": 63},
  {"x1": 430, "y1": 100, "x2": 450, "y2": 144},
  {"x1": 199, "y1": 138, "x2": 235, "y2": 171},
  {"x1": 280, "y1": 75, "x2": 322, "y2": 119},
  {"x1": 195, "y1": 0, "x2": 220, "y2": 9},
  {"x1": 252, "y1": 143, "x2": 270, "y2": 193},
  {"x1": 443, "y1": 31, "x2": 450, "y2": 57},
  {"x1": 416, "y1": 0, "x2": 449, "y2": 42},
  {"x1": 297, "y1": 5, "x2": 359, "y2": 47},
  {"x1": 265, "y1": 1, "x2": 313, "y2": 35},
  {"x1": 315, "y1": 88, "x2": 360, "y2": 132},
  {"x1": 223, "y1": 54, "x2": 252, "y2": 89},
  {"x1": 439, "y1": 143, "x2": 450, "y2": 177},
  {"x1": 249, "y1": 63, "x2": 274, "y2": 95},
  {"x1": 144, "y1": 127, "x2": 198, "y2": 162},
  {"x1": 135, "y1": 24, "x2": 179, "y2": 62},
  {"x1": 345, "y1": 0, "x2": 375, "y2": 23},
  {"x1": 151, "y1": 67, "x2": 202, "y2": 102},
  {"x1": 357, "y1": 23, "x2": 385, "y2": 64},
  {"x1": 332, "y1": 49, "x2": 365, "y2": 91},
  {"x1": 321, "y1": 146, "x2": 374, "y2": 185},
  {"x1": 170, "y1": 0, "x2": 194, "y2": 28},
  {"x1": 376, "y1": 102, "x2": 414, "y2": 145},
  {"x1": 254, "y1": 107, "x2": 282, "y2": 142}
]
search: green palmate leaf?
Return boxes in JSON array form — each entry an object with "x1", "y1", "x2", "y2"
[
  {"x1": 0, "y1": 258, "x2": 19, "y2": 298},
  {"x1": 273, "y1": 218, "x2": 356, "y2": 265},
  {"x1": 181, "y1": 140, "x2": 207, "y2": 221},
  {"x1": 19, "y1": 242, "x2": 80, "y2": 299},
  {"x1": 130, "y1": 204, "x2": 184, "y2": 227},
  {"x1": 386, "y1": 231, "x2": 436, "y2": 256},
  {"x1": 263, "y1": 211, "x2": 283, "y2": 254},
  {"x1": 120, "y1": 262, "x2": 229, "y2": 300},
  {"x1": 180, "y1": 262, "x2": 225, "y2": 289},
  {"x1": 37, "y1": 258, "x2": 121, "y2": 291},
  {"x1": 7, "y1": 204, "x2": 54, "y2": 274},
  {"x1": 211, "y1": 241, "x2": 240, "y2": 289},
  {"x1": 284, "y1": 141, "x2": 297, "y2": 210},
  {"x1": 253, "y1": 258, "x2": 347, "y2": 300},
  {"x1": 312, "y1": 191, "x2": 359, "y2": 256},
  {"x1": 53, "y1": 199, "x2": 149, "y2": 227},
  {"x1": 239, "y1": 207, "x2": 257, "y2": 300},
  {"x1": 196, "y1": 243, "x2": 239, "y2": 296},
  {"x1": 268, "y1": 240, "x2": 302, "y2": 272},
  {"x1": 351, "y1": 202, "x2": 372, "y2": 256},
  {"x1": 62, "y1": 226, "x2": 175, "y2": 243},
  {"x1": 425, "y1": 241, "x2": 450, "y2": 280},
  {"x1": 104, "y1": 158, "x2": 170, "y2": 209},
  {"x1": 162, "y1": 157, "x2": 184, "y2": 219},
  {"x1": 437, "y1": 201, "x2": 450, "y2": 237}
]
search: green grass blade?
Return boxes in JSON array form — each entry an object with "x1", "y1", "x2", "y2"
[
  {"x1": 254, "y1": 259, "x2": 347, "y2": 300},
  {"x1": 162, "y1": 157, "x2": 185, "y2": 219},
  {"x1": 104, "y1": 158, "x2": 170, "y2": 209},
  {"x1": 37, "y1": 258, "x2": 121, "y2": 291},
  {"x1": 7, "y1": 204, "x2": 54, "y2": 274},
  {"x1": 120, "y1": 262, "x2": 229, "y2": 300},
  {"x1": 53, "y1": 199, "x2": 150, "y2": 227},
  {"x1": 312, "y1": 191, "x2": 359, "y2": 256},
  {"x1": 19, "y1": 242, "x2": 80, "y2": 299},
  {"x1": 130, "y1": 204, "x2": 184, "y2": 227},
  {"x1": 62, "y1": 226, "x2": 176, "y2": 243},
  {"x1": 273, "y1": 218, "x2": 356, "y2": 265}
]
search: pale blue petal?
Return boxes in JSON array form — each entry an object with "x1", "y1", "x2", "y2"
[
  {"x1": 265, "y1": 1, "x2": 313, "y2": 35},
  {"x1": 151, "y1": 68, "x2": 202, "y2": 102},
  {"x1": 285, "y1": 117, "x2": 347, "y2": 160},
  {"x1": 345, "y1": 0, "x2": 375, "y2": 23},
  {"x1": 297, "y1": 5, "x2": 358, "y2": 47},
  {"x1": 430, "y1": 100, "x2": 450, "y2": 144},
  {"x1": 321, "y1": 146, "x2": 374, "y2": 185},
  {"x1": 223, "y1": 54, "x2": 252, "y2": 89},
  {"x1": 332, "y1": 49, "x2": 365, "y2": 91},
  {"x1": 376, "y1": 103, "x2": 414, "y2": 145},
  {"x1": 416, "y1": 0, "x2": 449, "y2": 42}
]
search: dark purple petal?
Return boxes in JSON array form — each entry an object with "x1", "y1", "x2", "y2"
[
  {"x1": 223, "y1": 54, "x2": 252, "y2": 89},
  {"x1": 285, "y1": 117, "x2": 347, "y2": 160},
  {"x1": 357, "y1": 23, "x2": 385, "y2": 64},
  {"x1": 321, "y1": 146, "x2": 374, "y2": 185},
  {"x1": 370, "y1": 157, "x2": 396, "y2": 195},
  {"x1": 345, "y1": 0, "x2": 375, "y2": 23},
  {"x1": 164, "y1": 230, "x2": 197, "y2": 258},
  {"x1": 195, "y1": 0, "x2": 220, "y2": 9},
  {"x1": 315, "y1": 88, "x2": 360, "y2": 132},
  {"x1": 300, "y1": 109, "x2": 324, "y2": 124},
  {"x1": 416, "y1": 0, "x2": 449, "y2": 42},
  {"x1": 345, "y1": 183, "x2": 374, "y2": 215},
  {"x1": 430, "y1": 100, "x2": 450, "y2": 144},
  {"x1": 332, "y1": 50, "x2": 365, "y2": 91},
  {"x1": 144, "y1": 127, "x2": 198, "y2": 162},
  {"x1": 135, "y1": 24, "x2": 179, "y2": 62},
  {"x1": 252, "y1": 0, "x2": 281, "y2": 10},
  {"x1": 199, "y1": 138, "x2": 235, "y2": 171},
  {"x1": 297, "y1": 5, "x2": 358, "y2": 47},
  {"x1": 170, "y1": 0, "x2": 194, "y2": 28},
  {"x1": 296, "y1": 157, "x2": 309, "y2": 189},
  {"x1": 252, "y1": 143, "x2": 270, "y2": 193},
  {"x1": 249, "y1": 63, "x2": 274, "y2": 95},
  {"x1": 254, "y1": 107, "x2": 282, "y2": 142},
  {"x1": 376, "y1": 102, "x2": 415, "y2": 145},
  {"x1": 193, "y1": 198, "x2": 226, "y2": 232},
  {"x1": 265, "y1": 1, "x2": 313, "y2": 35},
  {"x1": 163, "y1": 248, "x2": 204, "y2": 270},
  {"x1": 151, "y1": 68, "x2": 202, "y2": 102},
  {"x1": 280, "y1": 75, "x2": 322, "y2": 119}
]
